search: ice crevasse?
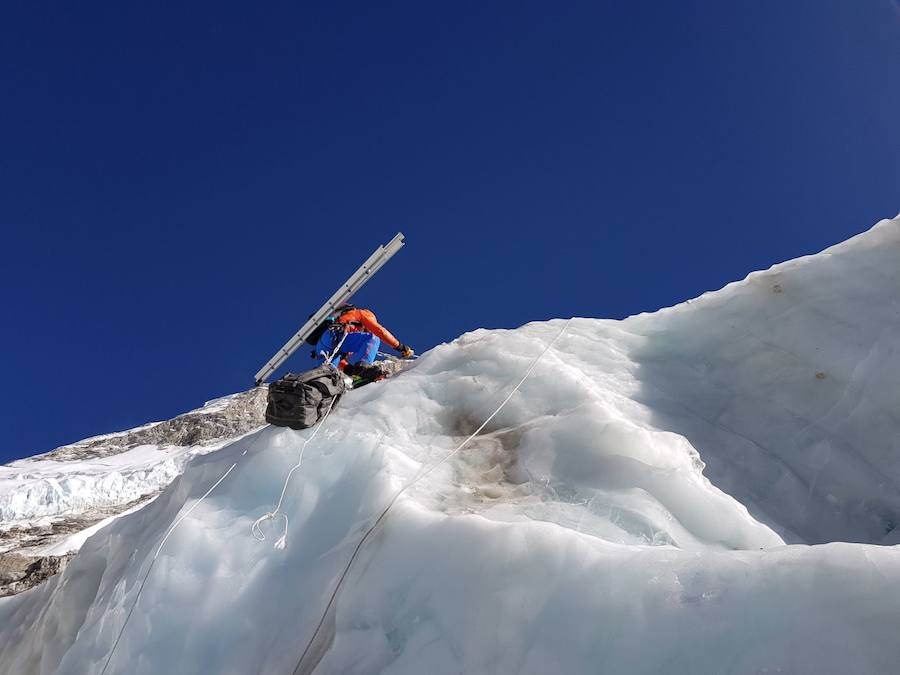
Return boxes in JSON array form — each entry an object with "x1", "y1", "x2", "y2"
[{"x1": 1, "y1": 216, "x2": 900, "y2": 674}]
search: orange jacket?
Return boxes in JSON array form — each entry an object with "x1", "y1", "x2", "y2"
[{"x1": 336, "y1": 308, "x2": 400, "y2": 350}]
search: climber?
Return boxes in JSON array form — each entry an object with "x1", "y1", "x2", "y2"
[{"x1": 312, "y1": 304, "x2": 414, "y2": 386}]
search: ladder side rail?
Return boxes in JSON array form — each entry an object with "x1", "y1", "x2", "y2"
[
  {"x1": 258, "y1": 243, "x2": 387, "y2": 373},
  {"x1": 365, "y1": 233, "x2": 405, "y2": 278},
  {"x1": 253, "y1": 233, "x2": 405, "y2": 384},
  {"x1": 253, "y1": 250, "x2": 383, "y2": 384},
  {"x1": 275, "y1": 240, "x2": 396, "y2": 358}
]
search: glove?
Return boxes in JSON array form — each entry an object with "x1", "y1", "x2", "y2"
[{"x1": 397, "y1": 343, "x2": 414, "y2": 359}]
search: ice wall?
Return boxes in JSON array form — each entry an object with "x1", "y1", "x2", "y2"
[
  {"x1": 1, "y1": 216, "x2": 899, "y2": 675},
  {"x1": 624, "y1": 216, "x2": 900, "y2": 543},
  {"x1": 0, "y1": 447, "x2": 184, "y2": 525}
]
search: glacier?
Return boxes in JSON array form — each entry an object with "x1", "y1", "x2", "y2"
[
  {"x1": 0, "y1": 215, "x2": 899, "y2": 674},
  {"x1": 0, "y1": 388, "x2": 267, "y2": 557}
]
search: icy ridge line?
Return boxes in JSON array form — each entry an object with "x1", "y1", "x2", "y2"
[
  {"x1": 0, "y1": 216, "x2": 898, "y2": 675},
  {"x1": 0, "y1": 457, "x2": 183, "y2": 525},
  {"x1": 0, "y1": 388, "x2": 267, "y2": 528}
]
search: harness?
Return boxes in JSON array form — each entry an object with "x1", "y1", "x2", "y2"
[
  {"x1": 320, "y1": 305, "x2": 376, "y2": 365},
  {"x1": 306, "y1": 303, "x2": 364, "y2": 360}
]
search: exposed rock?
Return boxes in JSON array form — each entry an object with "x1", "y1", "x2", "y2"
[
  {"x1": 0, "y1": 552, "x2": 75, "y2": 597},
  {"x1": 36, "y1": 387, "x2": 268, "y2": 462},
  {"x1": 0, "y1": 388, "x2": 269, "y2": 596}
]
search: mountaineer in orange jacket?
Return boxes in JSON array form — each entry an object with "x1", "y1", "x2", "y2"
[{"x1": 314, "y1": 304, "x2": 413, "y2": 382}]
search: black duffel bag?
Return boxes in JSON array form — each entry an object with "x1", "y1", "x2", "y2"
[{"x1": 265, "y1": 365, "x2": 346, "y2": 430}]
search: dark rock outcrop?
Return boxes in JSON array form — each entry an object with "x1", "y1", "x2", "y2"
[
  {"x1": 37, "y1": 387, "x2": 268, "y2": 462},
  {"x1": 0, "y1": 552, "x2": 75, "y2": 597}
]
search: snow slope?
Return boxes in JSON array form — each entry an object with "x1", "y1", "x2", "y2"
[
  {"x1": 1, "y1": 445, "x2": 187, "y2": 525},
  {"x1": 1, "y1": 216, "x2": 899, "y2": 675},
  {"x1": 0, "y1": 389, "x2": 266, "y2": 556}
]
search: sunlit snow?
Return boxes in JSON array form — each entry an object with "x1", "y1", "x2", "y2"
[{"x1": 1, "y1": 216, "x2": 899, "y2": 675}]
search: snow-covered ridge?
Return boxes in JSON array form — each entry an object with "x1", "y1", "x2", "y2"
[
  {"x1": 32, "y1": 387, "x2": 268, "y2": 462},
  {"x1": 0, "y1": 388, "x2": 267, "y2": 554},
  {"x1": 1, "y1": 216, "x2": 898, "y2": 675},
  {"x1": 2, "y1": 447, "x2": 183, "y2": 527}
]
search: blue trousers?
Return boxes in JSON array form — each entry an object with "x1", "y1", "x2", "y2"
[{"x1": 316, "y1": 331, "x2": 381, "y2": 367}]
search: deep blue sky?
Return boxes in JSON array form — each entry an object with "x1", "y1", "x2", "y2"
[{"x1": 2, "y1": 1, "x2": 898, "y2": 461}]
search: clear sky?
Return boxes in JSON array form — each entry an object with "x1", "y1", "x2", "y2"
[{"x1": 1, "y1": 1, "x2": 898, "y2": 462}]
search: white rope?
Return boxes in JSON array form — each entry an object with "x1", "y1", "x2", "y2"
[
  {"x1": 250, "y1": 393, "x2": 340, "y2": 549},
  {"x1": 408, "y1": 319, "x2": 572, "y2": 487},
  {"x1": 100, "y1": 434, "x2": 260, "y2": 675},
  {"x1": 292, "y1": 319, "x2": 572, "y2": 674},
  {"x1": 251, "y1": 331, "x2": 349, "y2": 549},
  {"x1": 100, "y1": 320, "x2": 571, "y2": 675},
  {"x1": 101, "y1": 329, "x2": 350, "y2": 671}
]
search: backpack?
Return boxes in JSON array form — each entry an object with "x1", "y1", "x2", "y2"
[
  {"x1": 304, "y1": 303, "x2": 357, "y2": 347},
  {"x1": 265, "y1": 365, "x2": 347, "y2": 429}
]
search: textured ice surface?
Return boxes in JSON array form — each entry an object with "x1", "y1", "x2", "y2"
[
  {"x1": 0, "y1": 445, "x2": 185, "y2": 524},
  {"x1": 0, "y1": 389, "x2": 267, "y2": 557},
  {"x1": 0, "y1": 216, "x2": 899, "y2": 675}
]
